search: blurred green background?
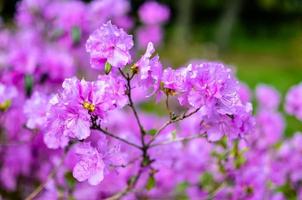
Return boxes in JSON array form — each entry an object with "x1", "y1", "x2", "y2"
[{"x1": 1, "y1": 0, "x2": 302, "y2": 135}]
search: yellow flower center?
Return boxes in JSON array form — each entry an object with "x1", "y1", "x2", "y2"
[
  {"x1": 0, "y1": 100, "x2": 11, "y2": 112},
  {"x1": 82, "y1": 101, "x2": 95, "y2": 112}
]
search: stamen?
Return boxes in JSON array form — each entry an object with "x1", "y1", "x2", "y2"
[{"x1": 82, "y1": 101, "x2": 95, "y2": 112}]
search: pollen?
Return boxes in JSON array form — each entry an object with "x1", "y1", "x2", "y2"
[{"x1": 82, "y1": 101, "x2": 95, "y2": 112}]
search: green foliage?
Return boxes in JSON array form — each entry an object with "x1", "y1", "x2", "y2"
[
  {"x1": 71, "y1": 26, "x2": 81, "y2": 45},
  {"x1": 145, "y1": 175, "x2": 156, "y2": 191},
  {"x1": 24, "y1": 74, "x2": 33, "y2": 97},
  {"x1": 64, "y1": 171, "x2": 77, "y2": 189},
  {"x1": 104, "y1": 62, "x2": 112, "y2": 75},
  {"x1": 147, "y1": 129, "x2": 157, "y2": 136}
]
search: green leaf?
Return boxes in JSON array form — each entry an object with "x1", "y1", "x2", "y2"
[
  {"x1": 71, "y1": 26, "x2": 81, "y2": 45},
  {"x1": 147, "y1": 129, "x2": 157, "y2": 136},
  {"x1": 24, "y1": 74, "x2": 33, "y2": 97},
  {"x1": 145, "y1": 175, "x2": 156, "y2": 191},
  {"x1": 104, "y1": 62, "x2": 112, "y2": 75},
  {"x1": 200, "y1": 172, "x2": 214, "y2": 187},
  {"x1": 175, "y1": 182, "x2": 189, "y2": 200},
  {"x1": 64, "y1": 172, "x2": 77, "y2": 189},
  {"x1": 171, "y1": 130, "x2": 177, "y2": 140}
]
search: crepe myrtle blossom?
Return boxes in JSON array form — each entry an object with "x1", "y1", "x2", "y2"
[
  {"x1": 285, "y1": 83, "x2": 302, "y2": 121},
  {"x1": 86, "y1": 21, "x2": 134, "y2": 70},
  {"x1": 43, "y1": 76, "x2": 127, "y2": 149}
]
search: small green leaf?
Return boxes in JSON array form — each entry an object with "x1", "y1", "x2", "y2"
[
  {"x1": 24, "y1": 74, "x2": 33, "y2": 97},
  {"x1": 145, "y1": 175, "x2": 156, "y2": 191},
  {"x1": 147, "y1": 129, "x2": 157, "y2": 136},
  {"x1": 175, "y1": 182, "x2": 189, "y2": 200},
  {"x1": 64, "y1": 172, "x2": 76, "y2": 189},
  {"x1": 171, "y1": 130, "x2": 177, "y2": 140},
  {"x1": 71, "y1": 26, "x2": 81, "y2": 45},
  {"x1": 200, "y1": 172, "x2": 214, "y2": 188},
  {"x1": 104, "y1": 62, "x2": 112, "y2": 75}
]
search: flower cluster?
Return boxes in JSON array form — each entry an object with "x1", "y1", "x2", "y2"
[{"x1": 0, "y1": 1, "x2": 302, "y2": 200}]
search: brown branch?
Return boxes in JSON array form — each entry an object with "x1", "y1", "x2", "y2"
[
  {"x1": 150, "y1": 133, "x2": 207, "y2": 148},
  {"x1": 91, "y1": 125, "x2": 141, "y2": 150},
  {"x1": 119, "y1": 68, "x2": 146, "y2": 146},
  {"x1": 24, "y1": 149, "x2": 67, "y2": 200},
  {"x1": 147, "y1": 107, "x2": 201, "y2": 146}
]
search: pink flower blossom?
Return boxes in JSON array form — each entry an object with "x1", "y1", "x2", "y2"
[
  {"x1": 86, "y1": 21, "x2": 133, "y2": 70},
  {"x1": 138, "y1": 2, "x2": 170, "y2": 25},
  {"x1": 73, "y1": 142, "x2": 105, "y2": 185},
  {"x1": 285, "y1": 83, "x2": 302, "y2": 120}
]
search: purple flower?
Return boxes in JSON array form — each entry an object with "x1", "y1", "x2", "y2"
[
  {"x1": 238, "y1": 83, "x2": 251, "y2": 104},
  {"x1": 179, "y1": 62, "x2": 240, "y2": 115},
  {"x1": 138, "y1": 1, "x2": 170, "y2": 25},
  {"x1": 285, "y1": 83, "x2": 302, "y2": 121},
  {"x1": 73, "y1": 142, "x2": 105, "y2": 185},
  {"x1": 255, "y1": 111, "x2": 284, "y2": 146},
  {"x1": 0, "y1": 83, "x2": 17, "y2": 112},
  {"x1": 44, "y1": 76, "x2": 127, "y2": 148},
  {"x1": 137, "y1": 25, "x2": 163, "y2": 48},
  {"x1": 40, "y1": 48, "x2": 75, "y2": 82},
  {"x1": 86, "y1": 21, "x2": 133, "y2": 70},
  {"x1": 135, "y1": 42, "x2": 163, "y2": 96},
  {"x1": 24, "y1": 92, "x2": 49, "y2": 129},
  {"x1": 256, "y1": 84, "x2": 280, "y2": 110}
]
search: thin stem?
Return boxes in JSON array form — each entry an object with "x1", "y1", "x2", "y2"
[
  {"x1": 165, "y1": 94, "x2": 172, "y2": 118},
  {"x1": 91, "y1": 125, "x2": 141, "y2": 149},
  {"x1": 25, "y1": 149, "x2": 67, "y2": 200},
  {"x1": 150, "y1": 133, "x2": 207, "y2": 148},
  {"x1": 119, "y1": 68, "x2": 146, "y2": 145},
  {"x1": 105, "y1": 165, "x2": 144, "y2": 200},
  {"x1": 147, "y1": 107, "x2": 200, "y2": 146}
]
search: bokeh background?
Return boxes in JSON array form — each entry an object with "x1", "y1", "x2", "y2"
[{"x1": 1, "y1": 0, "x2": 302, "y2": 134}]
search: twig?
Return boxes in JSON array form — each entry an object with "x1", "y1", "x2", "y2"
[
  {"x1": 91, "y1": 125, "x2": 141, "y2": 150},
  {"x1": 25, "y1": 150, "x2": 67, "y2": 200},
  {"x1": 206, "y1": 182, "x2": 226, "y2": 200},
  {"x1": 147, "y1": 107, "x2": 201, "y2": 146},
  {"x1": 105, "y1": 162, "x2": 145, "y2": 200},
  {"x1": 119, "y1": 68, "x2": 146, "y2": 146},
  {"x1": 150, "y1": 133, "x2": 207, "y2": 148}
]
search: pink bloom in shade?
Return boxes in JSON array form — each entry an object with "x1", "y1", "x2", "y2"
[
  {"x1": 256, "y1": 84, "x2": 280, "y2": 110},
  {"x1": 135, "y1": 42, "x2": 163, "y2": 96},
  {"x1": 89, "y1": 0, "x2": 131, "y2": 29},
  {"x1": 256, "y1": 111, "x2": 284, "y2": 146},
  {"x1": 40, "y1": 48, "x2": 75, "y2": 82},
  {"x1": 138, "y1": 1, "x2": 170, "y2": 25},
  {"x1": 0, "y1": 83, "x2": 17, "y2": 105},
  {"x1": 136, "y1": 25, "x2": 163, "y2": 48},
  {"x1": 238, "y1": 83, "x2": 251, "y2": 104},
  {"x1": 24, "y1": 92, "x2": 49, "y2": 129},
  {"x1": 201, "y1": 103, "x2": 254, "y2": 142},
  {"x1": 73, "y1": 142, "x2": 105, "y2": 185},
  {"x1": 46, "y1": 1, "x2": 87, "y2": 31},
  {"x1": 44, "y1": 95, "x2": 70, "y2": 149},
  {"x1": 86, "y1": 21, "x2": 133, "y2": 70},
  {"x1": 285, "y1": 83, "x2": 302, "y2": 121}
]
